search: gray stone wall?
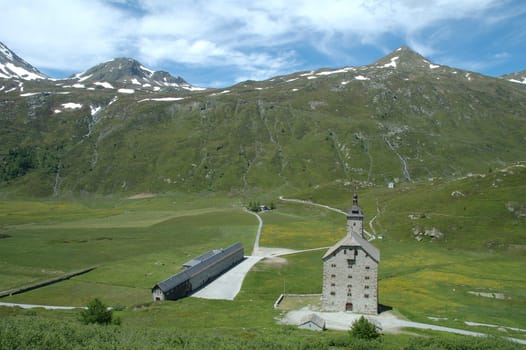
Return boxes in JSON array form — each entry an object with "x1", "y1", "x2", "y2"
[
  {"x1": 322, "y1": 245, "x2": 378, "y2": 314},
  {"x1": 347, "y1": 219, "x2": 363, "y2": 237}
]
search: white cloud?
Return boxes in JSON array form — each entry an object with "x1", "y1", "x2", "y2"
[{"x1": 0, "y1": 0, "x2": 136, "y2": 71}]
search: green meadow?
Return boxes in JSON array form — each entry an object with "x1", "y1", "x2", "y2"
[{"x1": 0, "y1": 165, "x2": 525, "y2": 347}]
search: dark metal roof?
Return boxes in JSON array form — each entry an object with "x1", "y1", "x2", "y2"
[
  {"x1": 153, "y1": 243, "x2": 244, "y2": 293},
  {"x1": 155, "y1": 270, "x2": 191, "y2": 293},
  {"x1": 323, "y1": 233, "x2": 380, "y2": 263},
  {"x1": 183, "y1": 249, "x2": 221, "y2": 268}
]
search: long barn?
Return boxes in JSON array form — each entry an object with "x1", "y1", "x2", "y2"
[{"x1": 152, "y1": 243, "x2": 244, "y2": 301}]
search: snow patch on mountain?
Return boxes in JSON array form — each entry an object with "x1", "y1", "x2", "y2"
[
  {"x1": 118, "y1": 88, "x2": 134, "y2": 94},
  {"x1": 355, "y1": 75, "x2": 370, "y2": 81},
  {"x1": 381, "y1": 56, "x2": 399, "y2": 68},
  {"x1": 137, "y1": 97, "x2": 185, "y2": 103},
  {"x1": 316, "y1": 67, "x2": 355, "y2": 76},
  {"x1": 94, "y1": 81, "x2": 114, "y2": 89},
  {"x1": 140, "y1": 65, "x2": 154, "y2": 75},
  {"x1": 0, "y1": 62, "x2": 44, "y2": 80},
  {"x1": 210, "y1": 90, "x2": 230, "y2": 96},
  {"x1": 77, "y1": 74, "x2": 92, "y2": 82},
  {"x1": 185, "y1": 85, "x2": 206, "y2": 91},
  {"x1": 62, "y1": 102, "x2": 83, "y2": 109},
  {"x1": 429, "y1": 64, "x2": 440, "y2": 69},
  {"x1": 508, "y1": 77, "x2": 526, "y2": 84},
  {"x1": 0, "y1": 42, "x2": 47, "y2": 80}
]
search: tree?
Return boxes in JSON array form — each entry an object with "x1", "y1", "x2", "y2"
[
  {"x1": 79, "y1": 298, "x2": 114, "y2": 325},
  {"x1": 349, "y1": 316, "x2": 380, "y2": 340}
]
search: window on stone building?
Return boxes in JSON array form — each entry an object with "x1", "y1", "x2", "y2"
[
  {"x1": 365, "y1": 276, "x2": 370, "y2": 280},
  {"x1": 347, "y1": 292, "x2": 352, "y2": 296},
  {"x1": 347, "y1": 284, "x2": 352, "y2": 288},
  {"x1": 347, "y1": 259, "x2": 355, "y2": 266},
  {"x1": 365, "y1": 266, "x2": 370, "y2": 270},
  {"x1": 348, "y1": 275, "x2": 352, "y2": 279},
  {"x1": 331, "y1": 274, "x2": 336, "y2": 278},
  {"x1": 365, "y1": 285, "x2": 370, "y2": 289},
  {"x1": 331, "y1": 283, "x2": 335, "y2": 287},
  {"x1": 364, "y1": 294, "x2": 369, "y2": 298},
  {"x1": 331, "y1": 263, "x2": 336, "y2": 268},
  {"x1": 330, "y1": 291, "x2": 335, "y2": 296}
]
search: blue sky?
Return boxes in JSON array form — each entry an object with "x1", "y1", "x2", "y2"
[{"x1": 1, "y1": 0, "x2": 525, "y2": 87}]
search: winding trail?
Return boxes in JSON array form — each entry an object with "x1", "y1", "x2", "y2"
[
  {"x1": 245, "y1": 209, "x2": 263, "y2": 255},
  {"x1": 279, "y1": 196, "x2": 347, "y2": 216},
  {"x1": 279, "y1": 196, "x2": 376, "y2": 241}
]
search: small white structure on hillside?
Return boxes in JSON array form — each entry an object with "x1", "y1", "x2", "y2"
[
  {"x1": 322, "y1": 194, "x2": 380, "y2": 314},
  {"x1": 298, "y1": 313, "x2": 326, "y2": 331}
]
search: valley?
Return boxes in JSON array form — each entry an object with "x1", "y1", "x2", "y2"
[
  {"x1": 1, "y1": 42, "x2": 525, "y2": 348},
  {"x1": 0, "y1": 166, "x2": 525, "y2": 348}
]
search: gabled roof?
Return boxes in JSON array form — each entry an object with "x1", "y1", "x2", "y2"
[
  {"x1": 323, "y1": 233, "x2": 380, "y2": 263},
  {"x1": 183, "y1": 249, "x2": 221, "y2": 268},
  {"x1": 155, "y1": 270, "x2": 191, "y2": 293},
  {"x1": 300, "y1": 313, "x2": 326, "y2": 330},
  {"x1": 153, "y1": 243, "x2": 244, "y2": 293}
]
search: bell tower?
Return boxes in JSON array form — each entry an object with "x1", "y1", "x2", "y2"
[{"x1": 347, "y1": 193, "x2": 364, "y2": 238}]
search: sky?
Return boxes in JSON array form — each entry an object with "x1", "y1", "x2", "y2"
[{"x1": 1, "y1": 0, "x2": 525, "y2": 88}]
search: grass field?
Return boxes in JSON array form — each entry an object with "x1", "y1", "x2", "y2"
[{"x1": 0, "y1": 167, "x2": 525, "y2": 345}]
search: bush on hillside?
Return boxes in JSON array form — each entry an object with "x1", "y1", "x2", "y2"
[
  {"x1": 349, "y1": 316, "x2": 380, "y2": 340},
  {"x1": 79, "y1": 298, "x2": 116, "y2": 325}
]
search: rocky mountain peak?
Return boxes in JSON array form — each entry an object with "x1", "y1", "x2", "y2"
[
  {"x1": 0, "y1": 41, "x2": 47, "y2": 80},
  {"x1": 502, "y1": 69, "x2": 526, "y2": 85},
  {"x1": 371, "y1": 46, "x2": 440, "y2": 71},
  {"x1": 71, "y1": 57, "x2": 194, "y2": 91}
]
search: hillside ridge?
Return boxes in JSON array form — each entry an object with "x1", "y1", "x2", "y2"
[{"x1": 0, "y1": 43, "x2": 525, "y2": 196}]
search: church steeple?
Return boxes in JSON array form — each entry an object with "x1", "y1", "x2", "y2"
[{"x1": 347, "y1": 193, "x2": 364, "y2": 237}]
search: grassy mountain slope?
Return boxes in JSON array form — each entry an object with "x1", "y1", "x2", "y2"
[{"x1": 1, "y1": 47, "x2": 525, "y2": 196}]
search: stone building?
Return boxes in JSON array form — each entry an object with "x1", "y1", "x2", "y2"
[
  {"x1": 322, "y1": 194, "x2": 380, "y2": 314},
  {"x1": 152, "y1": 243, "x2": 244, "y2": 301}
]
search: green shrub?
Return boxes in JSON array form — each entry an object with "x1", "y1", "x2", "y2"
[
  {"x1": 79, "y1": 298, "x2": 114, "y2": 325},
  {"x1": 403, "y1": 335, "x2": 521, "y2": 350},
  {"x1": 349, "y1": 316, "x2": 381, "y2": 340}
]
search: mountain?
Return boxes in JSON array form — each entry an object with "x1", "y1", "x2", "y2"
[
  {"x1": 68, "y1": 57, "x2": 200, "y2": 92},
  {"x1": 0, "y1": 45, "x2": 525, "y2": 196},
  {"x1": 0, "y1": 42, "x2": 200, "y2": 93},
  {"x1": 502, "y1": 69, "x2": 526, "y2": 85},
  {"x1": 0, "y1": 42, "x2": 47, "y2": 80}
]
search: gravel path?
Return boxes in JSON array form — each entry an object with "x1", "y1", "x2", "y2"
[
  {"x1": 280, "y1": 309, "x2": 526, "y2": 345},
  {"x1": 191, "y1": 256, "x2": 262, "y2": 300},
  {"x1": 245, "y1": 209, "x2": 263, "y2": 255},
  {"x1": 0, "y1": 302, "x2": 83, "y2": 310},
  {"x1": 279, "y1": 196, "x2": 347, "y2": 216}
]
